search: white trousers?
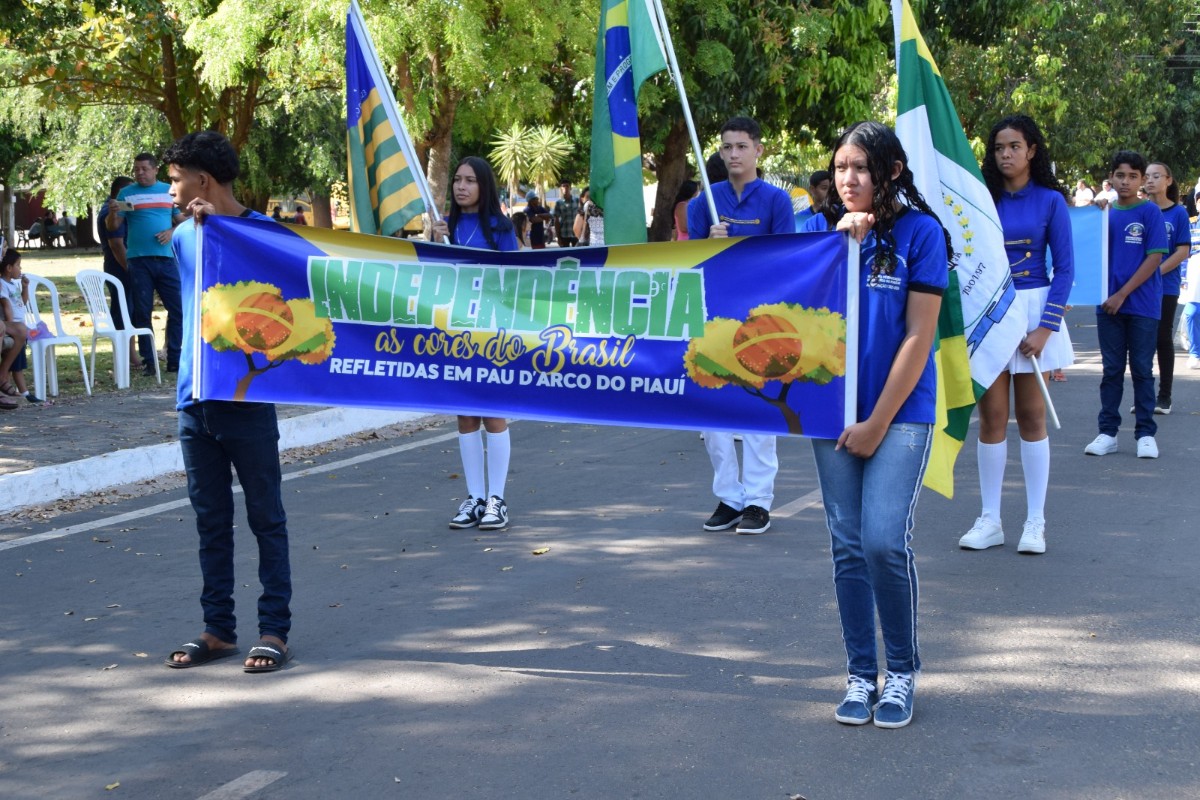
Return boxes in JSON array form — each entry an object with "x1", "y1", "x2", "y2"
[{"x1": 704, "y1": 432, "x2": 777, "y2": 511}]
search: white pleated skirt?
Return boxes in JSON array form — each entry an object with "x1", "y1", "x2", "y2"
[{"x1": 1004, "y1": 286, "x2": 1076, "y2": 373}]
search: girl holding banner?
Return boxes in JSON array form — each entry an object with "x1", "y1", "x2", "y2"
[
  {"x1": 960, "y1": 115, "x2": 1074, "y2": 556},
  {"x1": 806, "y1": 122, "x2": 949, "y2": 729},
  {"x1": 431, "y1": 157, "x2": 519, "y2": 531}
]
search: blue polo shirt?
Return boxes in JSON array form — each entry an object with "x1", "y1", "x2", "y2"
[
  {"x1": 1159, "y1": 203, "x2": 1190, "y2": 297},
  {"x1": 1104, "y1": 200, "x2": 1167, "y2": 319},
  {"x1": 116, "y1": 181, "x2": 176, "y2": 259},
  {"x1": 803, "y1": 209, "x2": 948, "y2": 424},
  {"x1": 172, "y1": 209, "x2": 274, "y2": 409},
  {"x1": 686, "y1": 179, "x2": 794, "y2": 239},
  {"x1": 452, "y1": 213, "x2": 519, "y2": 251},
  {"x1": 996, "y1": 182, "x2": 1074, "y2": 331}
]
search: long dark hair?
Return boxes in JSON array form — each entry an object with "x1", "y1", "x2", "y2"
[
  {"x1": 982, "y1": 115, "x2": 1067, "y2": 201},
  {"x1": 1148, "y1": 161, "x2": 1180, "y2": 204},
  {"x1": 447, "y1": 156, "x2": 513, "y2": 250},
  {"x1": 819, "y1": 121, "x2": 954, "y2": 284}
]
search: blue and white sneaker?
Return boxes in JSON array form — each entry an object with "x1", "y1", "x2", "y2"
[
  {"x1": 449, "y1": 496, "x2": 485, "y2": 529},
  {"x1": 834, "y1": 675, "x2": 879, "y2": 725},
  {"x1": 873, "y1": 671, "x2": 916, "y2": 729}
]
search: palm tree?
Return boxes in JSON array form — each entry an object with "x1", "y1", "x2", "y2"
[
  {"x1": 489, "y1": 123, "x2": 530, "y2": 204},
  {"x1": 526, "y1": 125, "x2": 573, "y2": 200}
]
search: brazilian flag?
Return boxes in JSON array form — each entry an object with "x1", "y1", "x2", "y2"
[{"x1": 589, "y1": 0, "x2": 668, "y2": 245}]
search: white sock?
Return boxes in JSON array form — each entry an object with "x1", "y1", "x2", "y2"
[
  {"x1": 458, "y1": 431, "x2": 485, "y2": 499},
  {"x1": 485, "y1": 429, "x2": 511, "y2": 500},
  {"x1": 1020, "y1": 437, "x2": 1050, "y2": 523},
  {"x1": 977, "y1": 440, "x2": 1007, "y2": 522}
]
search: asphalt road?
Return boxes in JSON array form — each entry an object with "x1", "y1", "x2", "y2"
[{"x1": 1, "y1": 316, "x2": 1197, "y2": 800}]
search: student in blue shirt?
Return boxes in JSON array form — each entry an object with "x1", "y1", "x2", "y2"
[
  {"x1": 686, "y1": 116, "x2": 795, "y2": 536},
  {"x1": 1084, "y1": 151, "x2": 1168, "y2": 459},
  {"x1": 1142, "y1": 162, "x2": 1190, "y2": 414},
  {"x1": 163, "y1": 130, "x2": 293, "y2": 674},
  {"x1": 793, "y1": 170, "x2": 831, "y2": 231},
  {"x1": 432, "y1": 157, "x2": 519, "y2": 531},
  {"x1": 960, "y1": 115, "x2": 1074, "y2": 556},
  {"x1": 809, "y1": 122, "x2": 948, "y2": 729}
]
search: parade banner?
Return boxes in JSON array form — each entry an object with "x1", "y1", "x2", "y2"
[
  {"x1": 1055, "y1": 205, "x2": 1108, "y2": 305},
  {"x1": 194, "y1": 218, "x2": 856, "y2": 439}
]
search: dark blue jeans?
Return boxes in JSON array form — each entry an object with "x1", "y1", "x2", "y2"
[
  {"x1": 1096, "y1": 311, "x2": 1158, "y2": 439},
  {"x1": 130, "y1": 255, "x2": 182, "y2": 368},
  {"x1": 179, "y1": 401, "x2": 291, "y2": 644}
]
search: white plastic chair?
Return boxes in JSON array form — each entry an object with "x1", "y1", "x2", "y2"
[
  {"x1": 23, "y1": 273, "x2": 91, "y2": 399},
  {"x1": 75, "y1": 269, "x2": 161, "y2": 389}
]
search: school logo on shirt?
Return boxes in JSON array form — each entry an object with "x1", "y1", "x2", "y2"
[
  {"x1": 1124, "y1": 222, "x2": 1145, "y2": 245},
  {"x1": 865, "y1": 253, "x2": 907, "y2": 292}
]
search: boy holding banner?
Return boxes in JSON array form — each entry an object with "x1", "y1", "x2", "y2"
[
  {"x1": 162, "y1": 131, "x2": 293, "y2": 674},
  {"x1": 686, "y1": 116, "x2": 795, "y2": 535},
  {"x1": 1084, "y1": 151, "x2": 1167, "y2": 460}
]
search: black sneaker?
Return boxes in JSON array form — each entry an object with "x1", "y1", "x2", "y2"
[
  {"x1": 25, "y1": 393, "x2": 43, "y2": 404},
  {"x1": 736, "y1": 505, "x2": 771, "y2": 535},
  {"x1": 703, "y1": 502, "x2": 742, "y2": 531},
  {"x1": 449, "y1": 496, "x2": 485, "y2": 529},
  {"x1": 1155, "y1": 400, "x2": 1171, "y2": 415},
  {"x1": 478, "y1": 495, "x2": 509, "y2": 530}
]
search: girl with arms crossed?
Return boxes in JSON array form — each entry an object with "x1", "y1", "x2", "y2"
[{"x1": 1141, "y1": 161, "x2": 1190, "y2": 415}]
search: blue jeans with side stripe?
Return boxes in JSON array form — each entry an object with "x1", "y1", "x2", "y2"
[{"x1": 811, "y1": 423, "x2": 931, "y2": 681}]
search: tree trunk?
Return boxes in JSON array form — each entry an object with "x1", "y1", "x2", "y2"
[
  {"x1": 424, "y1": 104, "x2": 456, "y2": 217},
  {"x1": 243, "y1": 190, "x2": 270, "y2": 216},
  {"x1": 649, "y1": 118, "x2": 691, "y2": 242},
  {"x1": 310, "y1": 190, "x2": 332, "y2": 228},
  {"x1": 2, "y1": 184, "x2": 14, "y2": 253}
]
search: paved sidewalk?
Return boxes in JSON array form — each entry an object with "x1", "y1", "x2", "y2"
[{"x1": 0, "y1": 379, "x2": 433, "y2": 518}]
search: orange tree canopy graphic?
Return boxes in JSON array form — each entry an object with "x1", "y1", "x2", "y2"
[
  {"x1": 202, "y1": 281, "x2": 336, "y2": 400},
  {"x1": 683, "y1": 302, "x2": 846, "y2": 434}
]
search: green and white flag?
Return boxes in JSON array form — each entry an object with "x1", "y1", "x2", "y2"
[{"x1": 893, "y1": 0, "x2": 1025, "y2": 498}]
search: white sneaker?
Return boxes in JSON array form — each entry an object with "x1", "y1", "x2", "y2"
[
  {"x1": 959, "y1": 516, "x2": 1004, "y2": 550},
  {"x1": 1188, "y1": 355, "x2": 1200, "y2": 370},
  {"x1": 1017, "y1": 519, "x2": 1046, "y2": 554},
  {"x1": 1136, "y1": 436, "x2": 1159, "y2": 459},
  {"x1": 1084, "y1": 434, "x2": 1119, "y2": 456}
]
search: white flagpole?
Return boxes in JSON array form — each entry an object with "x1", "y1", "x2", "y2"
[
  {"x1": 1029, "y1": 354, "x2": 1061, "y2": 430},
  {"x1": 348, "y1": 0, "x2": 442, "y2": 227},
  {"x1": 647, "y1": 0, "x2": 719, "y2": 227}
]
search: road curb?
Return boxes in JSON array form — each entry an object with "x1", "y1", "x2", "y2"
[{"x1": 0, "y1": 407, "x2": 428, "y2": 514}]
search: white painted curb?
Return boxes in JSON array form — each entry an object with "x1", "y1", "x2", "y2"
[{"x1": 0, "y1": 408, "x2": 428, "y2": 515}]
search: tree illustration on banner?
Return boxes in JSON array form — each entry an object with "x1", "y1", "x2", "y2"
[
  {"x1": 201, "y1": 281, "x2": 336, "y2": 400},
  {"x1": 683, "y1": 302, "x2": 846, "y2": 434}
]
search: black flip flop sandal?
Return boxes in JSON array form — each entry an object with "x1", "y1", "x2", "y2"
[
  {"x1": 164, "y1": 638, "x2": 240, "y2": 669},
  {"x1": 244, "y1": 641, "x2": 291, "y2": 673}
]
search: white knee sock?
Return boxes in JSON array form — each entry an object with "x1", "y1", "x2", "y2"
[
  {"x1": 485, "y1": 429, "x2": 511, "y2": 500},
  {"x1": 1020, "y1": 437, "x2": 1049, "y2": 523},
  {"x1": 977, "y1": 440, "x2": 1008, "y2": 522},
  {"x1": 458, "y1": 431, "x2": 486, "y2": 499}
]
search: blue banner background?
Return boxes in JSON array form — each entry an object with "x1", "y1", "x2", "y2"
[{"x1": 196, "y1": 219, "x2": 851, "y2": 438}]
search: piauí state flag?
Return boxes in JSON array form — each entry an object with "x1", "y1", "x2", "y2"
[
  {"x1": 590, "y1": 0, "x2": 668, "y2": 244},
  {"x1": 346, "y1": 0, "x2": 426, "y2": 237},
  {"x1": 893, "y1": 0, "x2": 1025, "y2": 498}
]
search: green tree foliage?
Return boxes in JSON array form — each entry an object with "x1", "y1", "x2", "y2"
[
  {"x1": 361, "y1": 0, "x2": 594, "y2": 208},
  {"x1": 638, "y1": 0, "x2": 893, "y2": 240},
  {"x1": 929, "y1": 0, "x2": 1191, "y2": 181}
]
